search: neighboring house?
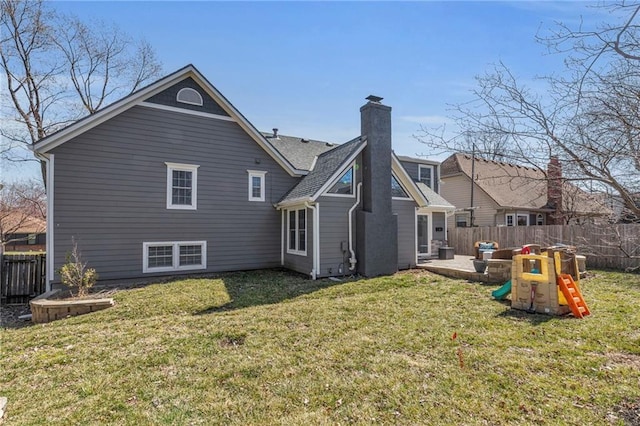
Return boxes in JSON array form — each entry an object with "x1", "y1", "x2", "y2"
[
  {"x1": 602, "y1": 193, "x2": 640, "y2": 224},
  {"x1": 440, "y1": 153, "x2": 610, "y2": 228},
  {"x1": 396, "y1": 156, "x2": 455, "y2": 258},
  {"x1": 1, "y1": 212, "x2": 46, "y2": 252},
  {"x1": 32, "y1": 65, "x2": 442, "y2": 288}
]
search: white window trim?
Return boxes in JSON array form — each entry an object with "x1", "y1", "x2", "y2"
[
  {"x1": 324, "y1": 164, "x2": 355, "y2": 198},
  {"x1": 247, "y1": 170, "x2": 267, "y2": 202},
  {"x1": 176, "y1": 87, "x2": 203, "y2": 106},
  {"x1": 166, "y1": 162, "x2": 199, "y2": 210},
  {"x1": 287, "y1": 207, "x2": 307, "y2": 256},
  {"x1": 506, "y1": 212, "x2": 530, "y2": 226},
  {"x1": 392, "y1": 173, "x2": 412, "y2": 200},
  {"x1": 455, "y1": 213, "x2": 470, "y2": 228},
  {"x1": 418, "y1": 164, "x2": 434, "y2": 189},
  {"x1": 143, "y1": 241, "x2": 207, "y2": 273},
  {"x1": 517, "y1": 213, "x2": 529, "y2": 226}
]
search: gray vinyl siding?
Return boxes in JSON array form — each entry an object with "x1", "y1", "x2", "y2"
[
  {"x1": 317, "y1": 196, "x2": 356, "y2": 278},
  {"x1": 282, "y1": 207, "x2": 314, "y2": 276},
  {"x1": 50, "y1": 104, "x2": 298, "y2": 281},
  {"x1": 145, "y1": 77, "x2": 230, "y2": 117},
  {"x1": 432, "y1": 212, "x2": 446, "y2": 241},
  {"x1": 393, "y1": 199, "x2": 417, "y2": 269},
  {"x1": 399, "y1": 160, "x2": 439, "y2": 193}
]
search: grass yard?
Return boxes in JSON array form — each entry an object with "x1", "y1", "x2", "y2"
[{"x1": 1, "y1": 269, "x2": 640, "y2": 425}]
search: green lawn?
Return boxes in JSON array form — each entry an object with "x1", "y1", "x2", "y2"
[{"x1": 1, "y1": 269, "x2": 639, "y2": 425}]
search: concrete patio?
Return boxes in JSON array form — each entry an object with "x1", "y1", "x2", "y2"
[{"x1": 417, "y1": 255, "x2": 505, "y2": 284}]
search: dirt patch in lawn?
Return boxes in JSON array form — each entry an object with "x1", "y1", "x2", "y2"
[{"x1": 606, "y1": 352, "x2": 640, "y2": 369}]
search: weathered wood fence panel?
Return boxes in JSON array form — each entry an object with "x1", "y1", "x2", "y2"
[
  {"x1": 448, "y1": 224, "x2": 640, "y2": 271},
  {"x1": 1, "y1": 254, "x2": 47, "y2": 304}
]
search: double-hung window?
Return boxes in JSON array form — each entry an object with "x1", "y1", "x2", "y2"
[
  {"x1": 166, "y1": 163, "x2": 199, "y2": 210},
  {"x1": 143, "y1": 241, "x2": 207, "y2": 273},
  {"x1": 248, "y1": 170, "x2": 267, "y2": 202},
  {"x1": 287, "y1": 208, "x2": 307, "y2": 255},
  {"x1": 418, "y1": 164, "x2": 434, "y2": 189}
]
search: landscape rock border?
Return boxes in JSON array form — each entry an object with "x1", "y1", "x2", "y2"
[{"x1": 29, "y1": 290, "x2": 114, "y2": 324}]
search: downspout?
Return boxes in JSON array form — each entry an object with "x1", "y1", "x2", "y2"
[
  {"x1": 280, "y1": 209, "x2": 284, "y2": 266},
  {"x1": 304, "y1": 202, "x2": 320, "y2": 280},
  {"x1": 35, "y1": 152, "x2": 53, "y2": 292},
  {"x1": 348, "y1": 182, "x2": 363, "y2": 270}
]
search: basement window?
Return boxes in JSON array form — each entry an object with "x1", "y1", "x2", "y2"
[{"x1": 143, "y1": 241, "x2": 207, "y2": 273}]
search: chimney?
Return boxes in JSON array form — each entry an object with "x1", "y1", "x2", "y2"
[
  {"x1": 547, "y1": 156, "x2": 563, "y2": 224},
  {"x1": 272, "y1": 128, "x2": 279, "y2": 138},
  {"x1": 355, "y1": 95, "x2": 398, "y2": 277}
]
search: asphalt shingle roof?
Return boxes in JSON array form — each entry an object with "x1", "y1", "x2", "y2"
[
  {"x1": 440, "y1": 153, "x2": 608, "y2": 214},
  {"x1": 278, "y1": 137, "x2": 364, "y2": 204},
  {"x1": 416, "y1": 182, "x2": 454, "y2": 208},
  {"x1": 263, "y1": 133, "x2": 337, "y2": 171}
]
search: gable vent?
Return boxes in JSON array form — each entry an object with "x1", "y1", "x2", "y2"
[{"x1": 176, "y1": 88, "x2": 203, "y2": 106}]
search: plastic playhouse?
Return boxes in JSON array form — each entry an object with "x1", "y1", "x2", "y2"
[{"x1": 492, "y1": 246, "x2": 590, "y2": 318}]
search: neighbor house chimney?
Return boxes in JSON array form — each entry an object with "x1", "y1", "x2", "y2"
[
  {"x1": 547, "y1": 156, "x2": 563, "y2": 224},
  {"x1": 272, "y1": 128, "x2": 279, "y2": 138},
  {"x1": 355, "y1": 95, "x2": 398, "y2": 277}
]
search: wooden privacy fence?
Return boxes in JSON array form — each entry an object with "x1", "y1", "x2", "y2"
[
  {"x1": 447, "y1": 224, "x2": 640, "y2": 271},
  {"x1": 1, "y1": 253, "x2": 46, "y2": 304}
]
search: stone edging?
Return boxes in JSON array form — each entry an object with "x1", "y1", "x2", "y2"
[{"x1": 29, "y1": 290, "x2": 115, "y2": 324}]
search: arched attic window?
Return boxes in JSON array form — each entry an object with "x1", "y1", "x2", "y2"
[{"x1": 176, "y1": 87, "x2": 203, "y2": 106}]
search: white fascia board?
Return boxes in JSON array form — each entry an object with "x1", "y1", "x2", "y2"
[
  {"x1": 310, "y1": 141, "x2": 366, "y2": 202},
  {"x1": 275, "y1": 198, "x2": 313, "y2": 209},
  {"x1": 392, "y1": 154, "x2": 429, "y2": 206},
  {"x1": 32, "y1": 65, "x2": 306, "y2": 178},
  {"x1": 34, "y1": 66, "x2": 198, "y2": 153},
  {"x1": 187, "y1": 67, "x2": 303, "y2": 177}
]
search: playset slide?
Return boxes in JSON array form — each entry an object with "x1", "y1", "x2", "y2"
[{"x1": 491, "y1": 280, "x2": 512, "y2": 300}]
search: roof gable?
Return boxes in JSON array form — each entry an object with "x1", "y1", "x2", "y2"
[
  {"x1": 441, "y1": 153, "x2": 607, "y2": 213},
  {"x1": 33, "y1": 65, "x2": 303, "y2": 176},
  {"x1": 144, "y1": 77, "x2": 230, "y2": 117},
  {"x1": 278, "y1": 137, "x2": 365, "y2": 205}
]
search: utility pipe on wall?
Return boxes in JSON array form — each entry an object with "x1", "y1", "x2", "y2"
[
  {"x1": 348, "y1": 182, "x2": 363, "y2": 270},
  {"x1": 304, "y1": 202, "x2": 320, "y2": 280}
]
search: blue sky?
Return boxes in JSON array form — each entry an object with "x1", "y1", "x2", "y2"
[{"x1": 9, "y1": 1, "x2": 606, "y2": 181}]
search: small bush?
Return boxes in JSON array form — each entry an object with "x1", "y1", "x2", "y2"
[{"x1": 58, "y1": 238, "x2": 98, "y2": 297}]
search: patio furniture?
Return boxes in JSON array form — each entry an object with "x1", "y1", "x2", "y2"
[{"x1": 474, "y1": 241, "x2": 499, "y2": 259}]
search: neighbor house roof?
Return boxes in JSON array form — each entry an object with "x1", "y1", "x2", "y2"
[
  {"x1": 278, "y1": 137, "x2": 365, "y2": 205},
  {"x1": 263, "y1": 132, "x2": 337, "y2": 171},
  {"x1": 2, "y1": 211, "x2": 46, "y2": 235},
  {"x1": 32, "y1": 64, "x2": 305, "y2": 177},
  {"x1": 440, "y1": 153, "x2": 607, "y2": 215}
]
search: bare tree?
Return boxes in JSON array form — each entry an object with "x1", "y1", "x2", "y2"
[
  {"x1": 0, "y1": 179, "x2": 46, "y2": 251},
  {"x1": 0, "y1": 0, "x2": 162, "y2": 184},
  {"x1": 416, "y1": 3, "x2": 640, "y2": 222}
]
